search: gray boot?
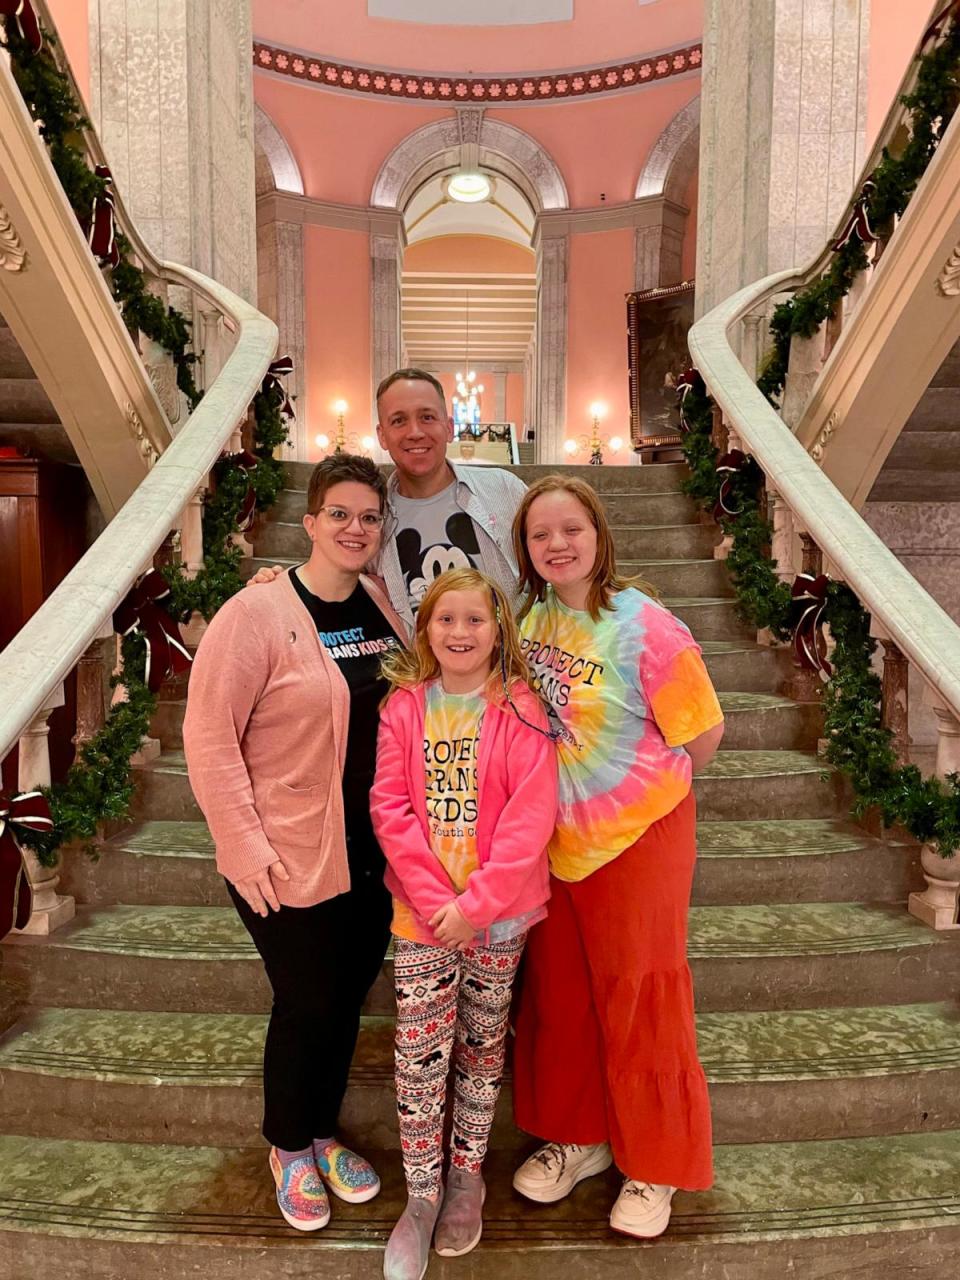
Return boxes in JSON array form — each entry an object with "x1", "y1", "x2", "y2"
[
  {"x1": 383, "y1": 1196, "x2": 441, "y2": 1280},
  {"x1": 434, "y1": 1168, "x2": 486, "y2": 1258}
]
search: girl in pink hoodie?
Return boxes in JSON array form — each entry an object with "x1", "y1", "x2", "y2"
[{"x1": 371, "y1": 566, "x2": 558, "y2": 1279}]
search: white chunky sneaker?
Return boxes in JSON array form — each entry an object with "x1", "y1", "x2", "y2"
[
  {"x1": 512, "y1": 1142, "x2": 613, "y2": 1204},
  {"x1": 609, "y1": 1179, "x2": 675, "y2": 1238}
]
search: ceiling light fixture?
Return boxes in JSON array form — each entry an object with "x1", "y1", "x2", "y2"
[{"x1": 445, "y1": 172, "x2": 493, "y2": 204}]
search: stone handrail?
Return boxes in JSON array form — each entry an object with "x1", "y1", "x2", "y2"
[
  {"x1": 0, "y1": 263, "x2": 277, "y2": 764},
  {"x1": 689, "y1": 269, "x2": 960, "y2": 724}
]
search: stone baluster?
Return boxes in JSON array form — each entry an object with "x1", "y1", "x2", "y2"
[
  {"x1": 15, "y1": 683, "x2": 76, "y2": 936},
  {"x1": 72, "y1": 635, "x2": 109, "y2": 752},
  {"x1": 879, "y1": 638, "x2": 910, "y2": 766},
  {"x1": 740, "y1": 311, "x2": 764, "y2": 382},
  {"x1": 713, "y1": 415, "x2": 739, "y2": 563},
  {"x1": 909, "y1": 698, "x2": 960, "y2": 931},
  {"x1": 200, "y1": 307, "x2": 225, "y2": 392},
  {"x1": 779, "y1": 330, "x2": 827, "y2": 431},
  {"x1": 766, "y1": 484, "x2": 796, "y2": 584},
  {"x1": 784, "y1": 532, "x2": 823, "y2": 703},
  {"x1": 181, "y1": 488, "x2": 206, "y2": 579},
  {"x1": 823, "y1": 302, "x2": 843, "y2": 360}
]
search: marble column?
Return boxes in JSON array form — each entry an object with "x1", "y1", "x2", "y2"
[
  {"x1": 696, "y1": 0, "x2": 870, "y2": 319},
  {"x1": 371, "y1": 231, "x2": 404, "y2": 415},
  {"x1": 89, "y1": 0, "x2": 258, "y2": 304},
  {"x1": 534, "y1": 231, "x2": 568, "y2": 464},
  {"x1": 257, "y1": 215, "x2": 306, "y2": 457}
]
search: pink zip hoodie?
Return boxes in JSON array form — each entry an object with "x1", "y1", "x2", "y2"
[{"x1": 370, "y1": 680, "x2": 558, "y2": 944}]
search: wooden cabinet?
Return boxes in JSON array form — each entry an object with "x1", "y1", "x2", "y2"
[{"x1": 0, "y1": 459, "x2": 89, "y2": 791}]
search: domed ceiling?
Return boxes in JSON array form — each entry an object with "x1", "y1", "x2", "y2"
[{"x1": 253, "y1": 0, "x2": 702, "y2": 77}]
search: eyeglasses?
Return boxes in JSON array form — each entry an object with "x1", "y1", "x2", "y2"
[{"x1": 313, "y1": 506, "x2": 385, "y2": 529}]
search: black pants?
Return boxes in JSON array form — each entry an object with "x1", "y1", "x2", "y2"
[{"x1": 228, "y1": 826, "x2": 391, "y2": 1151}]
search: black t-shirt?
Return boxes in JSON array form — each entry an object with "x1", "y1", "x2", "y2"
[{"x1": 290, "y1": 570, "x2": 402, "y2": 855}]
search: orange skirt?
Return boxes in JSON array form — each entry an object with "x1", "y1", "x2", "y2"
[{"x1": 512, "y1": 791, "x2": 713, "y2": 1189}]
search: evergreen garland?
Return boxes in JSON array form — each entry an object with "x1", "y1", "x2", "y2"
[
  {"x1": 757, "y1": 16, "x2": 960, "y2": 406},
  {"x1": 4, "y1": 12, "x2": 293, "y2": 862},
  {"x1": 1, "y1": 18, "x2": 200, "y2": 408}
]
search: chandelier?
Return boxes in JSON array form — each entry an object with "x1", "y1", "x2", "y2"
[{"x1": 452, "y1": 292, "x2": 484, "y2": 430}]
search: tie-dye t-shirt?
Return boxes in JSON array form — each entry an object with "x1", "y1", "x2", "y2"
[
  {"x1": 392, "y1": 684, "x2": 484, "y2": 942},
  {"x1": 392, "y1": 682, "x2": 538, "y2": 943},
  {"x1": 519, "y1": 587, "x2": 723, "y2": 882}
]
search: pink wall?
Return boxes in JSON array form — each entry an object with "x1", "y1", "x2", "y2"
[
  {"x1": 566, "y1": 227, "x2": 634, "y2": 460},
  {"x1": 45, "y1": 0, "x2": 90, "y2": 102},
  {"x1": 256, "y1": 77, "x2": 701, "y2": 210},
  {"x1": 404, "y1": 236, "x2": 534, "y2": 272},
  {"x1": 506, "y1": 372, "x2": 524, "y2": 428},
  {"x1": 303, "y1": 225, "x2": 371, "y2": 459},
  {"x1": 866, "y1": 1, "x2": 932, "y2": 149},
  {"x1": 253, "y1": 0, "x2": 703, "y2": 75},
  {"x1": 432, "y1": 370, "x2": 525, "y2": 431}
]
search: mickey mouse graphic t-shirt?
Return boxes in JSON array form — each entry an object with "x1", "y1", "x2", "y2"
[{"x1": 392, "y1": 481, "x2": 481, "y2": 615}]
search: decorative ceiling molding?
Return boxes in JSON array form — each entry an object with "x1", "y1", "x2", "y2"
[
  {"x1": 254, "y1": 104, "x2": 305, "y2": 196},
  {"x1": 371, "y1": 116, "x2": 567, "y2": 213},
  {"x1": 0, "y1": 203, "x2": 27, "y2": 271},
  {"x1": 252, "y1": 40, "x2": 702, "y2": 103},
  {"x1": 635, "y1": 95, "x2": 700, "y2": 200}
]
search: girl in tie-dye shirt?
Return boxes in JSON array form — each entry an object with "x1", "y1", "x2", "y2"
[{"x1": 508, "y1": 474, "x2": 725, "y2": 1242}]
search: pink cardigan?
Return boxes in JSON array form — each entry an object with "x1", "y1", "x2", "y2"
[
  {"x1": 183, "y1": 570, "x2": 407, "y2": 907},
  {"x1": 370, "y1": 681, "x2": 558, "y2": 942}
]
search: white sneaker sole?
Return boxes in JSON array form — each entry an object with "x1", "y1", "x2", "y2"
[
  {"x1": 512, "y1": 1146, "x2": 613, "y2": 1204},
  {"x1": 609, "y1": 1194, "x2": 674, "y2": 1239},
  {"x1": 276, "y1": 1194, "x2": 331, "y2": 1231},
  {"x1": 325, "y1": 1176, "x2": 381, "y2": 1204}
]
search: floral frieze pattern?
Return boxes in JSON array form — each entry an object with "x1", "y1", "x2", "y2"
[{"x1": 252, "y1": 42, "x2": 702, "y2": 101}]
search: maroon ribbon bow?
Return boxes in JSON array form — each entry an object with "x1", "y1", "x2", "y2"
[
  {"x1": 88, "y1": 165, "x2": 121, "y2": 268},
  {"x1": 113, "y1": 570, "x2": 192, "y2": 694},
  {"x1": 675, "y1": 367, "x2": 705, "y2": 431},
  {"x1": 221, "y1": 448, "x2": 260, "y2": 533},
  {"x1": 0, "y1": 790, "x2": 52, "y2": 939},
  {"x1": 261, "y1": 355, "x2": 296, "y2": 422},
  {"x1": 832, "y1": 177, "x2": 878, "y2": 253},
  {"x1": 790, "y1": 572, "x2": 832, "y2": 676},
  {"x1": 714, "y1": 449, "x2": 747, "y2": 522},
  {"x1": 0, "y1": 1, "x2": 43, "y2": 53}
]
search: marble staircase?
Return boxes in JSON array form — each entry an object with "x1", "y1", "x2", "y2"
[{"x1": 2, "y1": 461, "x2": 960, "y2": 1277}]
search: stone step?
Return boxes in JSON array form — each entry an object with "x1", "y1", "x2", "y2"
[
  {"x1": 280, "y1": 460, "x2": 689, "y2": 493},
  {"x1": 2, "y1": 1133, "x2": 960, "y2": 1279},
  {"x1": 247, "y1": 529, "x2": 728, "y2": 590},
  {"x1": 692, "y1": 818, "x2": 920, "y2": 905},
  {"x1": 868, "y1": 468, "x2": 960, "y2": 502},
  {"x1": 0, "y1": 330, "x2": 33, "y2": 379},
  {"x1": 5, "y1": 902, "x2": 958, "y2": 1017},
  {"x1": 904, "y1": 386, "x2": 960, "y2": 430},
  {"x1": 886, "y1": 429, "x2": 960, "y2": 468},
  {"x1": 617, "y1": 558, "x2": 732, "y2": 598},
  {"x1": 141, "y1": 677, "x2": 811, "y2": 773},
  {"x1": 130, "y1": 745, "x2": 843, "y2": 824},
  {"x1": 64, "y1": 814, "x2": 908, "y2": 911},
  {"x1": 694, "y1": 749, "x2": 845, "y2": 820},
  {"x1": 0, "y1": 377, "x2": 58, "y2": 424},
  {"x1": 698, "y1": 641, "x2": 794, "y2": 694},
  {"x1": 3, "y1": 1002, "x2": 959, "y2": 1149}
]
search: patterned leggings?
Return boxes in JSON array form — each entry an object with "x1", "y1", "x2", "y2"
[{"x1": 393, "y1": 933, "x2": 527, "y2": 1199}]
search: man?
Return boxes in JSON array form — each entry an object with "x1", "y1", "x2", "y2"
[
  {"x1": 253, "y1": 369, "x2": 527, "y2": 625},
  {"x1": 373, "y1": 368, "x2": 526, "y2": 626}
]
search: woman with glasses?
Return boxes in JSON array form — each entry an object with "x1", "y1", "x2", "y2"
[{"x1": 183, "y1": 453, "x2": 407, "y2": 1233}]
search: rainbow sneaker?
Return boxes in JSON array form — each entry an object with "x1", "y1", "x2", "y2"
[
  {"x1": 269, "y1": 1147, "x2": 331, "y2": 1231},
  {"x1": 313, "y1": 1137, "x2": 381, "y2": 1204}
]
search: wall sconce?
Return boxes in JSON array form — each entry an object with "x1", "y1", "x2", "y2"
[{"x1": 564, "y1": 401, "x2": 623, "y2": 465}]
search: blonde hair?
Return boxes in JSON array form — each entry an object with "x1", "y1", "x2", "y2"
[
  {"x1": 381, "y1": 567, "x2": 534, "y2": 703},
  {"x1": 512, "y1": 474, "x2": 658, "y2": 621}
]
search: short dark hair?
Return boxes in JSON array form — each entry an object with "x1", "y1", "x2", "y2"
[
  {"x1": 375, "y1": 367, "x2": 447, "y2": 414},
  {"x1": 306, "y1": 453, "x2": 387, "y2": 516}
]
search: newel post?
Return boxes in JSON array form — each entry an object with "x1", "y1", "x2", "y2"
[
  {"x1": 909, "y1": 697, "x2": 960, "y2": 931},
  {"x1": 15, "y1": 683, "x2": 76, "y2": 935}
]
